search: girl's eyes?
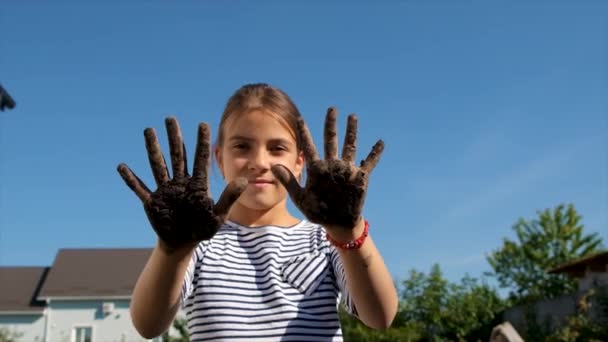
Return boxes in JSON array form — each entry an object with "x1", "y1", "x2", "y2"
[{"x1": 231, "y1": 144, "x2": 288, "y2": 153}]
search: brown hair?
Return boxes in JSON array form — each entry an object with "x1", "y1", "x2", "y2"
[{"x1": 215, "y1": 83, "x2": 303, "y2": 150}]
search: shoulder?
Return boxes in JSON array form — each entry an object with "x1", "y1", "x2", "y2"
[
  {"x1": 190, "y1": 222, "x2": 239, "y2": 258},
  {"x1": 195, "y1": 220, "x2": 333, "y2": 255},
  {"x1": 286, "y1": 220, "x2": 330, "y2": 243},
  {"x1": 215, "y1": 219, "x2": 328, "y2": 236},
  {"x1": 293, "y1": 219, "x2": 326, "y2": 233},
  {"x1": 290, "y1": 220, "x2": 335, "y2": 256}
]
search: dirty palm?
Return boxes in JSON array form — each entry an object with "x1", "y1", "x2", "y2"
[{"x1": 117, "y1": 108, "x2": 385, "y2": 248}]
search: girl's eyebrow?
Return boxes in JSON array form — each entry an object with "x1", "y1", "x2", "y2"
[
  {"x1": 228, "y1": 135, "x2": 254, "y2": 142},
  {"x1": 228, "y1": 135, "x2": 293, "y2": 146}
]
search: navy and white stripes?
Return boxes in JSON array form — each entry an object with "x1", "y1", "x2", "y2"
[{"x1": 180, "y1": 220, "x2": 357, "y2": 341}]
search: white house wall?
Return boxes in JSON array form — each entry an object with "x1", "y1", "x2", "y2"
[
  {"x1": 1, "y1": 302, "x2": 186, "y2": 342},
  {"x1": 48, "y1": 300, "x2": 147, "y2": 342},
  {"x1": 0, "y1": 314, "x2": 46, "y2": 342}
]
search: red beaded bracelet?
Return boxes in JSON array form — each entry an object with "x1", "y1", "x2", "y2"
[{"x1": 326, "y1": 219, "x2": 369, "y2": 250}]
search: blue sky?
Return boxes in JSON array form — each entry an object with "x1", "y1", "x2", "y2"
[{"x1": 1, "y1": 2, "x2": 606, "y2": 293}]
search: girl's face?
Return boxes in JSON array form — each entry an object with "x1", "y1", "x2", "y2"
[{"x1": 215, "y1": 110, "x2": 304, "y2": 212}]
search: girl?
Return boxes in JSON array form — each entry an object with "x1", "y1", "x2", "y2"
[{"x1": 117, "y1": 83, "x2": 398, "y2": 341}]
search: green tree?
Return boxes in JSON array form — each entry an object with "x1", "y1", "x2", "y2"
[
  {"x1": 486, "y1": 203, "x2": 604, "y2": 304},
  {"x1": 341, "y1": 264, "x2": 505, "y2": 341},
  {"x1": 340, "y1": 304, "x2": 424, "y2": 342},
  {"x1": 401, "y1": 264, "x2": 448, "y2": 338},
  {"x1": 400, "y1": 264, "x2": 505, "y2": 341},
  {"x1": 545, "y1": 287, "x2": 608, "y2": 341},
  {"x1": 442, "y1": 274, "x2": 506, "y2": 340},
  {"x1": 0, "y1": 328, "x2": 23, "y2": 342},
  {"x1": 162, "y1": 317, "x2": 190, "y2": 342}
]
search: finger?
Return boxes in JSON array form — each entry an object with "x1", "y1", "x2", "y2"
[
  {"x1": 297, "y1": 117, "x2": 319, "y2": 163},
  {"x1": 271, "y1": 164, "x2": 303, "y2": 202},
  {"x1": 360, "y1": 139, "x2": 385, "y2": 174},
  {"x1": 214, "y1": 177, "x2": 248, "y2": 219},
  {"x1": 165, "y1": 117, "x2": 187, "y2": 178},
  {"x1": 144, "y1": 128, "x2": 170, "y2": 186},
  {"x1": 192, "y1": 122, "x2": 211, "y2": 191},
  {"x1": 341, "y1": 114, "x2": 358, "y2": 163},
  {"x1": 117, "y1": 163, "x2": 152, "y2": 203},
  {"x1": 324, "y1": 107, "x2": 338, "y2": 160}
]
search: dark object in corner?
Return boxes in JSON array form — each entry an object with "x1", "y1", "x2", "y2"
[{"x1": 0, "y1": 85, "x2": 16, "y2": 111}]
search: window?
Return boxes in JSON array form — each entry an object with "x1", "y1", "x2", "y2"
[{"x1": 73, "y1": 326, "x2": 93, "y2": 342}]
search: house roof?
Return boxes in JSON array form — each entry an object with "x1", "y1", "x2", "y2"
[
  {"x1": 0, "y1": 266, "x2": 48, "y2": 313},
  {"x1": 548, "y1": 251, "x2": 608, "y2": 277},
  {"x1": 37, "y1": 248, "x2": 153, "y2": 300}
]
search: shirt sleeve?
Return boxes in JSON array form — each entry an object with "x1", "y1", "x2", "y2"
[
  {"x1": 180, "y1": 241, "x2": 207, "y2": 307},
  {"x1": 328, "y1": 245, "x2": 359, "y2": 318}
]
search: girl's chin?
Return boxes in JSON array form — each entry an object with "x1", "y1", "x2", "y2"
[{"x1": 236, "y1": 195, "x2": 286, "y2": 211}]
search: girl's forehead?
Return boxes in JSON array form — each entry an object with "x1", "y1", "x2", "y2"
[{"x1": 225, "y1": 110, "x2": 295, "y2": 137}]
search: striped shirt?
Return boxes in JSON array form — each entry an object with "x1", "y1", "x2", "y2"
[{"x1": 180, "y1": 220, "x2": 358, "y2": 341}]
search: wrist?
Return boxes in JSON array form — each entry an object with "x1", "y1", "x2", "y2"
[
  {"x1": 326, "y1": 218, "x2": 369, "y2": 250},
  {"x1": 156, "y1": 239, "x2": 197, "y2": 259},
  {"x1": 325, "y1": 217, "x2": 365, "y2": 240}
]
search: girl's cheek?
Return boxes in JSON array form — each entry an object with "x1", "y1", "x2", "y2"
[
  {"x1": 275, "y1": 153, "x2": 296, "y2": 164},
  {"x1": 230, "y1": 156, "x2": 249, "y2": 167}
]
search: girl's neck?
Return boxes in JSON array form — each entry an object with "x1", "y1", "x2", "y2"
[{"x1": 226, "y1": 202, "x2": 300, "y2": 228}]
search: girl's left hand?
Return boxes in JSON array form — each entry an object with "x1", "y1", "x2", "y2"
[{"x1": 271, "y1": 107, "x2": 384, "y2": 233}]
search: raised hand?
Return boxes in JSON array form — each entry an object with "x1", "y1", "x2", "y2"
[
  {"x1": 271, "y1": 108, "x2": 384, "y2": 231},
  {"x1": 117, "y1": 117, "x2": 247, "y2": 252}
]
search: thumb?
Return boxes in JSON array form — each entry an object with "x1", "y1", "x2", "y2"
[{"x1": 271, "y1": 164, "x2": 303, "y2": 202}]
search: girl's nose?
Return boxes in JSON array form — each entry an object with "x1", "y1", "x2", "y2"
[{"x1": 249, "y1": 149, "x2": 270, "y2": 171}]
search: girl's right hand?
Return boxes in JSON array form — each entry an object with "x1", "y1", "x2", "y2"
[{"x1": 117, "y1": 117, "x2": 248, "y2": 254}]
